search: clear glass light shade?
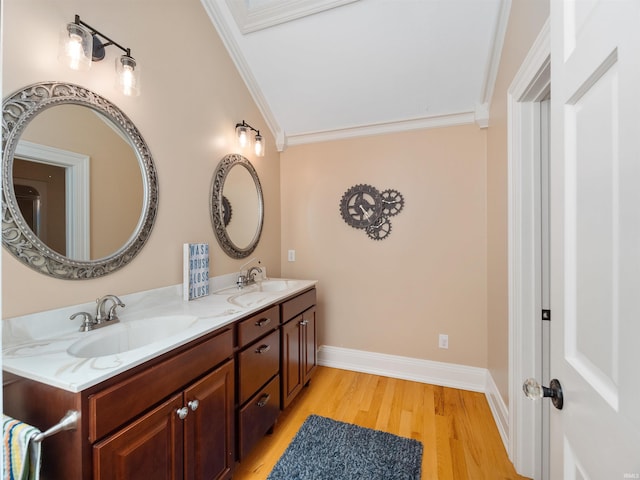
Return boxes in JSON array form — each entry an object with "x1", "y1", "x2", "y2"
[
  {"x1": 254, "y1": 134, "x2": 265, "y2": 157},
  {"x1": 115, "y1": 55, "x2": 141, "y2": 97},
  {"x1": 236, "y1": 126, "x2": 249, "y2": 149},
  {"x1": 59, "y1": 22, "x2": 92, "y2": 71}
]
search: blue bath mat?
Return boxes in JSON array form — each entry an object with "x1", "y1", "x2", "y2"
[{"x1": 267, "y1": 415, "x2": 423, "y2": 479}]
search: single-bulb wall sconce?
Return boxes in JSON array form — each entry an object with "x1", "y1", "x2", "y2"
[
  {"x1": 59, "y1": 15, "x2": 141, "y2": 97},
  {"x1": 235, "y1": 121, "x2": 265, "y2": 157}
]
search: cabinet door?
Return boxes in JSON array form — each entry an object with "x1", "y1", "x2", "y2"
[
  {"x1": 301, "y1": 306, "x2": 317, "y2": 385},
  {"x1": 93, "y1": 393, "x2": 184, "y2": 480},
  {"x1": 184, "y1": 360, "x2": 234, "y2": 480},
  {"x1": 280, "y1": 315, "x2": 303, "y2": 409}
]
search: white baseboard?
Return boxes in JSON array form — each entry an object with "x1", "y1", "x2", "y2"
[
  {"x1": 317, "y1": 345, "x2": 509, "y2": 451},
  {"x1": 484, "y1": 369, "x2": 509, "y2": 449}
]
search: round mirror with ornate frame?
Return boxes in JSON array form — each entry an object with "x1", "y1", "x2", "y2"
[
  {"x1": 2, "y1": 82, "x2": 158, "y2": 279},
  {"x1": 210, "y1": 154, "x2": 263, "y2": 259}
]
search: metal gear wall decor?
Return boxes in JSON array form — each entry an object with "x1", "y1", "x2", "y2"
[{"x1": 339, "y1": 184, "x2": 404, "y2": 241}]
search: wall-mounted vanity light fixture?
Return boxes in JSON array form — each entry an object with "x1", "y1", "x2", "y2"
[
  {"x1": 235, "y1": 120, "x2": 265, "y2": 157},
  {"x1": 59, "y1": 15, "x2": 140, "y2": 97}
]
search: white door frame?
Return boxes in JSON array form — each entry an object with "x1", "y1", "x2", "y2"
[
  {"x1": 14, "y1": 140, "x2": 91, "y2": 260},
  {"x1": 507, "y1": 19, "x2": 550, "y2": 479}
]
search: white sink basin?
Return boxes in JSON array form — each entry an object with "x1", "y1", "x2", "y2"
[
  {"x1": 258, "y1": 280, "x2": 301, "y2": 292},
  {"x1": 223, "y1": 280, "x2": 303, "y2": 308},
  {"x1": 67, "y1": 315, "x2": 198, "y2": 358},
  {"x1": 213, "y1": 279, "x2": 301, "y2": 296}
]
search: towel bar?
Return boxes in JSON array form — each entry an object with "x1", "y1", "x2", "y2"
[{"x1": 31, "y1": 410, "x2": 80, "y2": 443}]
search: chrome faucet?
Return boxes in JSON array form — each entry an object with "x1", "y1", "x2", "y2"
[
  {"x1": 246, "y1": 266, "x2": 263, "y2": 284},
  {"x1": 95, "y1": 295, "x2": 125, "y2": 324},
  {"x1": 237, "y1": 258, "x2": 262, "y2": 289},
  {"x1": 69, "y1": 294, "x2": 125, "y2": 332}
]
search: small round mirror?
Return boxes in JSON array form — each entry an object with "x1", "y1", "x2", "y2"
[{"x1": 209, "y1": 154, "x2": 263, "y2": 259}]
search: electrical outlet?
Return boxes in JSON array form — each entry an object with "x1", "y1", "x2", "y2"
[
  {"x1": 288, "y1": 250, "x2": 296, "y2": 262},
  {"x1": 438, "y1": 334, "x2": 449, "y2": 349}
]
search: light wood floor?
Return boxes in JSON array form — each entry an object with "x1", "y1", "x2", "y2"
[{"x1": 233, "y1": 366, "x2": 530, "y2": 480}]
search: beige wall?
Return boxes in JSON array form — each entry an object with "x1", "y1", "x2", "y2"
[
  {"x1": 2, "y1": 0, "x2": 281, "y2": 318},
  {"x1": 486, "y1": 0, "x2": 550, "y2": 404},
  {"x1": 281, "y1": 125, "x2": 488, "y2": 367}
]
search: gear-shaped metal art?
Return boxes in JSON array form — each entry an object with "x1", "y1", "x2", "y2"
[
  {"x1": 381, "y1": 189, "x2": 405, "y2": 217},
  {"x1": 339, "y1": 184, "x2": 383, "y2": 229},
  {"x1": 339, "y1": 184, "x2": 405, "y2": 240},
  {"x1": 366, "y1": 216, "x2": 392, "y2": 241}
]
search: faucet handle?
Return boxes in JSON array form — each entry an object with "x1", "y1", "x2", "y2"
[
  {"x1": 107, "y1": 300, "x2": 125, "y2": 321},
  {"x1": 70, "y1": 312, "x2": 95, "y2": 332},
  {"x1": 95, "y1": 294, "x2": 125, "y2": 322}
]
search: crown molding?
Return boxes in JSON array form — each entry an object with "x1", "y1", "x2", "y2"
[
  {"x1": 226, "y1": 0, "x2": 360, "y2": 34},
  {"x1": 200, "y1": 0, "x2": 284, "y2": 150},
  {"x1": 285, "y1": 111, "x2": 476, "y2": 146},
  {"x1": 479, "y1": 0, "x2": 512, "y2": 109}
]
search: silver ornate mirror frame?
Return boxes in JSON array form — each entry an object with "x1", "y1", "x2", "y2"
[
  {"x1": 2, "y1": 82, "x2": 158, "y2": 279},
  {"x1": 210, "y1": 154, "x2": 263, "y2": 259}
]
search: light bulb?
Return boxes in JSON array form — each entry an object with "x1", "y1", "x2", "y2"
[
  {"x1": 116, "y1": 55, "x2": 140, "y2": 97},
  {"x1": 254, "y1": 134, "x2": 264, "y2": 157},
  {"x1": 237, "y1": 126, "x2": 249, "y2": 148},
  {"x1": 66, "y1": 34, "x2": 84, "y2": 70},
  {"x1": 59, "y1": 22, "x2": 92, "y2": 71},
  {"x1": 121, "y1": 65, "x2": 136, "y2": 96}
]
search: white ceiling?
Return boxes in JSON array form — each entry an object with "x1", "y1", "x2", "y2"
[{"x1": 201, "y1": 0, "x2": 509, "y2": 150}]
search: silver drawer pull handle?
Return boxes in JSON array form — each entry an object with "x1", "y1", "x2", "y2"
[
  {"x1": 255, "y1": 344, "x2": 271, "y2": 354},
  {"x1": 188, "y1": 400, "x2": 199, "y2": 411},
  {"x1": 299, "y1": 320, "x2": 309, "y2": 326},
  {"x1": 257, "y1": 393, "x2": 270, "y2": 408},
  {"x1": 176, "y1": 407, "x2": 189, "y2": 420},
  {"x1": 255, "y1": 317, "x2": 271, "y2": 327}
]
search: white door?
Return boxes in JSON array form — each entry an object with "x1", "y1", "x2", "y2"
[{"x1": 549, "y1": 0, "x2": 640, "y2": 478}]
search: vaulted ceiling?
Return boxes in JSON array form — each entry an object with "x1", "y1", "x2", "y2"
[{"x1": 201, "y1": 0, "x2": 509, "y2": 150}]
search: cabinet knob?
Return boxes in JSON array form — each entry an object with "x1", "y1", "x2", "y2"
[
  {"x1": 299, "y1": 320, "x2": 309, "y2": 326},
  {"x1": 255, "y1": 317, "x2": 271, "y2": 327},
  {"x1": 257, "y1": 393, "x2": 270, "y2": 408},
  {"x1": 188, "y1": 399, "x2": 199, "y2": 411},
  {"x1": 255, "y1": 344, "x2": 271, "y2": 354},
  {"x1": 176, "y1": 407, "x2": 189, "y2": 420}
]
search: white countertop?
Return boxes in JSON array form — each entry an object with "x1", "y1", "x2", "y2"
[{"x1": 2, "y1": 276, "x2": 317, "y2": 393}]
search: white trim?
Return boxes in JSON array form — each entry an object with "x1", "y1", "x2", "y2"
[
  {"x1": 287, "y1": 112, "x2": 476, "y2": 146},
  {"x1": 318, "y1": 345, "x2": 509, "y2": 451},
  {"x1": 479, "y1": 0, "x2": 512, "y2": 109},
  {"x1": 507, "y1": 18, "x2": 550, "y2": 480},
  {"x1": 14, "y1": 140, "x2": 90, "y2": 260},
  {"x1": 200, "y1": 0, "x2": 285, "y2": 151},
  {"x1": 486, "y1": 370, "x2": 510, "y2": 449},
  {"x1": 226, "y1": 0, "x2": 360, "y2": 34},
  {"x1": 318, "y1": 345, "x2": 487, "y2": 392}
]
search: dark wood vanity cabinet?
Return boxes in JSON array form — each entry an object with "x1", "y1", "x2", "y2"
[
  {"x1": 280, "y1": 289, "x2": 317, "y2": 409},
  {"x1": 235, "y1": 305, "x2": 281, "y2": 460},
  {"x1": 93, "y1": 360, "x2": 234, "y2": 480},
  {"x1": 2, "y1": 286, "x2": 318, "y2": 479},
  {"x1": 92, "y1": 330, "x2": 235, "y2": 480}
]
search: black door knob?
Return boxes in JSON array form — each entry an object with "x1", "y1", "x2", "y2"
[{"x1": 523, "y1": 378, "x2": 564, "y2": 410}]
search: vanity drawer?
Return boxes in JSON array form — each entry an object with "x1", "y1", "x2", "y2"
[
  {"x1": 88, "y1": 328, "x2": 233, "y2": 442},
  {"x1": 237, "y1": 305, "x2": 279, "y2": 347},
  {"x1": 238, "y1": 375, "x2": 280, "y2": 460},
  {"x1": 238, "y1": 329, "x2": 279, "y2": 405},
  {"x1": 281, "y1": 288, "x2": 316, "y2": 323}
]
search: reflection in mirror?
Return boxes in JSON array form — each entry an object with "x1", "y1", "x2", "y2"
[
  {"x1": 2, "y1": 82, "x2": 158, "y2": 279},
  {"x1": 14, "y1": 105, "x2": 143, "y2": 260},
  {"x1": 210, "y1": 154, "x2": 263, "y2": 259}
]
